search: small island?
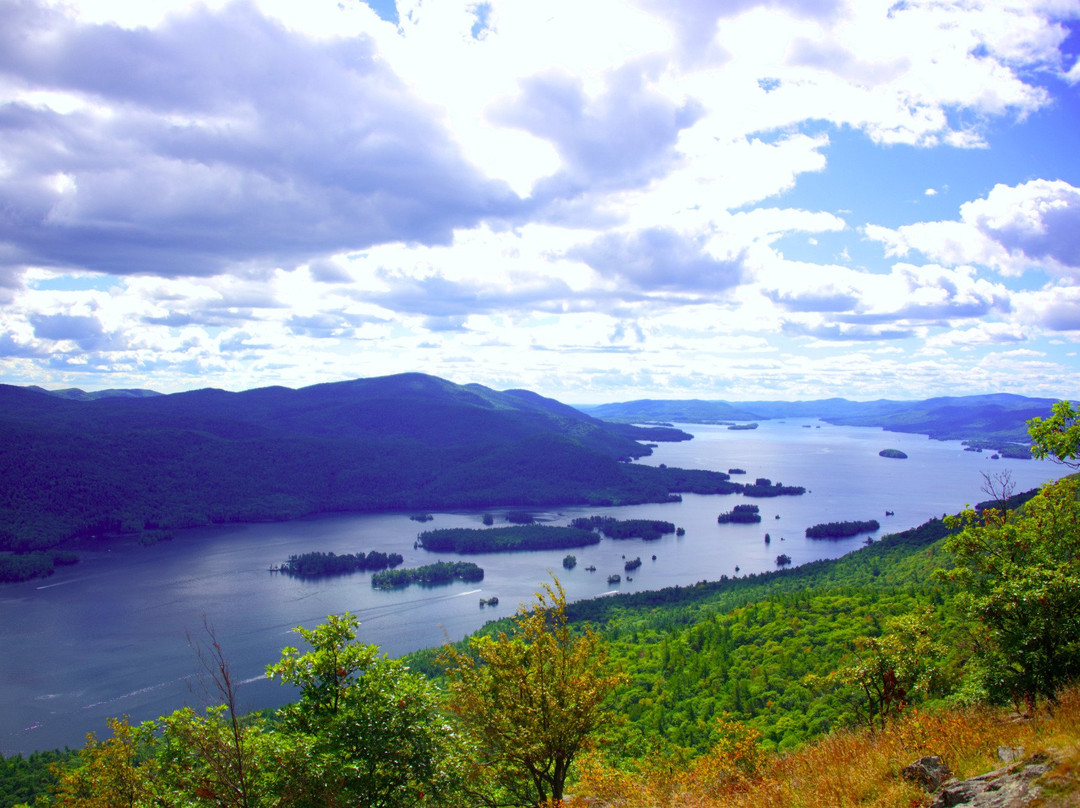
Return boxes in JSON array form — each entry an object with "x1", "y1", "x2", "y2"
[
  {"x1": 570, "y1": 516, "x2": 676, "y2": 541},
  {"x1": 727, "y1": 423, "x2": 759, "y2": 430},
  {"x1": 371, "y1": 561, "x2": 484, "y2": 589},
  {"x1": 878, "y1": 449, "x2": 908, "y2": 459},
  {"x1": 562, "y1": 554, "x2": 577, "y2": 569},
  {"x1": 607, "y1": 573, "x2": 621, "y2": 584},
  {"x1": 417, "y1": 525, "x2": 599, "y2": 553},
  {"x1": 805, "y1": 520, "x2": 880, "y2": 539},
  {"x1": 624, "y1": 557, "x2": 642, "y2": 572},
  {"x1": 742, "y1": 477, "x2": 807, "y2": 498},
  {"x1": 717, "y1": 504, "x2": 761, "y2": 524},
  {"x1": 276, "y1": 550, "x2": 404, "y2": 577}
]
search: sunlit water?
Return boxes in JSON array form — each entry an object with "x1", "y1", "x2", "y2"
[{"x1": 0, "y1": 420, "x2": 1068, "y2": 755}]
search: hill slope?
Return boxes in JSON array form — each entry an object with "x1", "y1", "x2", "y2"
[{"x1": 0, "y1": 373, "x2": 717, "y2": 552}]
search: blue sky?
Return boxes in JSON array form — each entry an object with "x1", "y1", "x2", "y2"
[{"x1": 1, "y1": 0, "x2": 1078, "y2": 403}]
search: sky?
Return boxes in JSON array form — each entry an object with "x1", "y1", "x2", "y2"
[{"x1": 1, "y1": 0, "x2": 1079, "y2": 403}]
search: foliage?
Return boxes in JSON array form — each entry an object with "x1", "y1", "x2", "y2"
[
  {"x1": 266, "y1": 613, "x2": 464, "y2": 808},
  {"x1": 1028, "y1": 399, "x2": 1080, "y2": 468},
  {"x1": 805, "y1": 519, "x2": 880, "y2": 539},
  {"x1": 837, "y1": 609, "x2": 948, "y2": 730},
  {"x1": 439, "y1": 579, "x2": 624, "y2": 805},
  {"x1": 40, "y1": 717, "x2": 156, "y2": 808},
  {"x1": 370, "y1": 561, "x2": 484, "y2": 588},
  {"x1": 943, "y1": 475, "x2": 1080, "y2": 709},
  {"x1": 0, "y1": 750, "x2": 65, "y2": 808},
  {"x1": 417, "y1": 525, "x2": 599, "y2": 553}
]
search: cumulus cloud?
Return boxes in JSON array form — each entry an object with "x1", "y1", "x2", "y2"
[
  {"x1": 867, "y1": 180, "x2": 1080, "y2": 277},
  {"x1": 568, "y1": 228, "x2": 744, "y2": 293},
  {"x1": 0, "y1": 1, "x2": 519, "y2": 279},
  {"x1": 492, "y1": 65, "x2": 703, "y2": 200}
]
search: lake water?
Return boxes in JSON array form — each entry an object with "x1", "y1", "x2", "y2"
[{"x1": 0, "y1": 420, "x2": 1069, "y2": 755}]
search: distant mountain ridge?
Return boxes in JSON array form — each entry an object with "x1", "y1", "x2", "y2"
[
  {"x1": 580, "y1": 393, "x2": 1066, "y2": 446},
  {"x1": 0, "y1": 373, "x2": 715, "y2": 553}
]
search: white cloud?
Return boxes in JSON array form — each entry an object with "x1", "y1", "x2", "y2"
[{"x1": 866, "y1": 179, "x2": 1080, "y2": 277}]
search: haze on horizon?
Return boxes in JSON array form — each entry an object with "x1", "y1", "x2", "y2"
[{"x1": 1, "y1": 0, "x2": 1078, "y2": 403}]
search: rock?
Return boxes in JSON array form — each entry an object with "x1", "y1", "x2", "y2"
[
  {"x1": 929, "y1": 753, "x2": 1054, "y2": 807},
  {"x1": 997, "y1": 746, "x2": 1025, "y2": 763},
  {"x1": 904, "y1": 756, "x2": 952, "y2": 792}
]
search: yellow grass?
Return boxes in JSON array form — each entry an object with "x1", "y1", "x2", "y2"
[{"x1": 571, "y1": 686, "x2": 1080, "y2": 808}]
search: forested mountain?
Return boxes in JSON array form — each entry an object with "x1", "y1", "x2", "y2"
[
  {"x1": 0, "y1": 373, "x2": 716, "y2": 554},
  {"x1": 581, "y1": 393, "x2": 1063, "y2": 445}
]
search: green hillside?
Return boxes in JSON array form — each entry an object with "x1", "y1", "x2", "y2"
[{"x1": 0, "y1": 374, "x2": 717, "y2": 560}]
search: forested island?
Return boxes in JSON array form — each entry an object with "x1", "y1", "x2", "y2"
[
  {"x1": 370, "y1": 561, "x2": 484, "y2": 589},
  {"x1": 741, "y1": 477, "x2": 806, "y2": 497},
  {"x1": 276, "y1": 550, "x2": 404, "y2": 577},
  {"x1": 878, "y1": 449, "x2": 908, "y2": 459},
  {"x1": 717, "y1": 504, "x2": 762, "y2": 524},
  {"x1": 805, "y1": 519, "x2": 881, "y2": 539},
  {"x1": 570, "y1": 516, "x2": 677, "y2": 540},
  {"x1": 417, "y1": 525, "x2": 600, "y2": 553}
]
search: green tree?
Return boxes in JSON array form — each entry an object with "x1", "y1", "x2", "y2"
[
  {"x1": 267, "y1": 613, "x2": 462, "y2": 808},
  {"x1": 944, "y1": 471, "x2": 1080, "y2": 710},
  {"x1": 1027, "y1": 399, "x2": 1080, "y2": 468},
  {"x1": 439, "y1": 579, "x2": 625, "y2": 805},
  {"x1": 839, "y1": 609, "x2": 946, "y2": 730}
]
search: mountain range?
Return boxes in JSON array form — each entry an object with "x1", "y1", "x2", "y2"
[
  {"x1": 579, "y1": 393, "x2": 1062, "y2": 445},
  {"x1": 0, "y1": 373, "x2": 703, "y2": 553}
]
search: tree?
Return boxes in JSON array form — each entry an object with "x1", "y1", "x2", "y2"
[
  {"x1": 43, "y1": 717, "x2": 155, "y2": 808},
  {"x1": 1027, "y1": 400, "x2": 1080, "y2": 468},
  {"x1": 944, "y1": 432, "x2": 1080, "y2": 710},
  {"x1": 267, "y1": 613, "x2": 462, "y2": 808},
  {"x1": 439, "y1": 578, "x2": 624, "y2": 805},
  {"x1": 839, "y1": 609, "x2": 946, "y2": 730}
]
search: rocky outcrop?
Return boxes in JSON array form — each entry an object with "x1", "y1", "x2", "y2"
[{"x1": 902, "y1": 749, "x2": 1070, "y2": 808}]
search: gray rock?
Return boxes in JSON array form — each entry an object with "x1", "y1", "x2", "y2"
[
  {"x1": 904, "y1": 756, "x2": 952, "y2": 792},
  {"x1": 997, "y1": 746, "x2": 1025, "y2": 763},
  {"x1": 929, "y1": 754, "x2": 1053, "y2": 808}
]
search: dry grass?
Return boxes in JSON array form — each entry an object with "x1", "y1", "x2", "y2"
[{"x1": 571, "y1": 686, "x2": 1080, "y2": 808}]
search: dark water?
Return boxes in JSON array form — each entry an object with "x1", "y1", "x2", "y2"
[{"x1": 0, "y1": 420, "x2": 1067, "y2": 755}]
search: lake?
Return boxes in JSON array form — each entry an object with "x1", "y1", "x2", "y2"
[{"x1": 0, "y1": 419, "x2": 1068, "y2": 755}]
